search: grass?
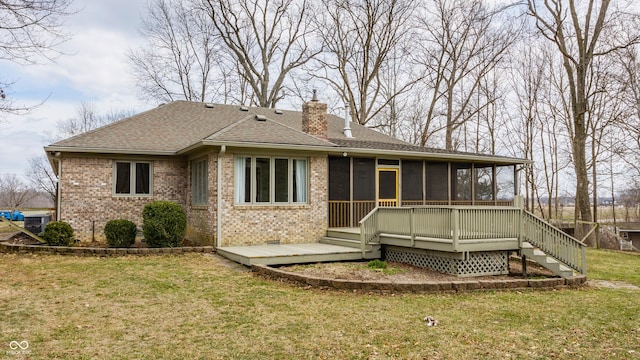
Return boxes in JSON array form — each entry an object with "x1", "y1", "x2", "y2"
[
  {"x1": 586, "y1": 248, "x2": 640, "y2": 287},
  {"x1": 0, "y1": 251, "x2": 639, "y2": 359}
]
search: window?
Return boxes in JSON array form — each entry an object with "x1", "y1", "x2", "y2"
[
  {"x1": 191, "y1": 158, "x2": 208, "y2": 205},
  {"x1": 234, "y1": 156, "x2": 308, "y2": 204},
  {"x1": 114, "y1": 161, "x2": 152, "y2": 196}
]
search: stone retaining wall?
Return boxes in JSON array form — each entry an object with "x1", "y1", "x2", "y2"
[
  {"x1": 252, "y1": 264, "x2": 587, "y2": 293},
  {"x1": 0, "y1": 242, "x2": 214, "y2": 256}
]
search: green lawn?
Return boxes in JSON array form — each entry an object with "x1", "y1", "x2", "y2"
[{"x1": 0, "y1": 250, "x2": 638, "y2": 359}]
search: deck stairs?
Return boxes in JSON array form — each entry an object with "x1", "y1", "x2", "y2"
[
  {"x1": 520, "y1": 242, "x2": 575, "y2": 279},
  {"x1": 320, "y1": 228, "x2": 381, "y2": 259}
]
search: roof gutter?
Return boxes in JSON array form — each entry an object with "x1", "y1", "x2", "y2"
[
  {"x1": 182, "y1": 140, "x2": 339, "y2": 155},
  {"x1": 44, "y1": 146, "x2": 176, "y2": 156},
  {"x1": 330, "y1": 147, "x2": 531, "y2": 164},
  {"x1": 46, "y1": 140, "x2": 530, "y2": 166}
]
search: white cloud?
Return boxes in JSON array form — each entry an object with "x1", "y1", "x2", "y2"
[{"x1": 0, "y1": 1, "x2": 150, "y2": 180}]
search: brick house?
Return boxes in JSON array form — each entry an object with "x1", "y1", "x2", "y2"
[{"x1": 45, "y1": 98, "x2": 525, "y2": 248}]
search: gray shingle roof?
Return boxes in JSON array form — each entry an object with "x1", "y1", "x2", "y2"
[{"x1": 47, "y1": 100, "x2": 525, "y2": 163}]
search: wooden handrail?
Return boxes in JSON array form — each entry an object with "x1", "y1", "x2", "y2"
[{"x1": 522, "y1": 210, "x2": 587, "y2": 275}]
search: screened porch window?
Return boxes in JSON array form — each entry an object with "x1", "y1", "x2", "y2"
[
  {"x1": 474, "y1": 165, "x2": 494, "y2": 201},
  {"x1": 234, "y1": 156, "x2": 308, "y2": 204},
  {"x1": 114, "y1": 161, "x2": 152, "y2": 196},
  {"x1": 426, "y1": 162, "x2": 449, "y2": 201},
  {"x1": 453, "y1": 163, "x2": 472, "y2": 201},
  {"x1": 496, "y1": 165, "x2": 515, "y2": 200},
  {"x1": 401, "y1": 160, "x2": 423, "y2": 201}
]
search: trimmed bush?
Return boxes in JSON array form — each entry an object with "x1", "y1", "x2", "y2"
[
  {"x1": 42, "y1": 221, "x2": 74, "y2": 246},
  {"x1": 104, "y1": 219, "x2": 137, "y2": 248},
  {"x1": 142, "y1": 201, "x2": 186, "y2": 248}
]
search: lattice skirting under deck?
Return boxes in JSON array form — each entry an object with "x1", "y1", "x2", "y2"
[{"x1": 384, "y1": 246, "x2": 509, "y2": 277}]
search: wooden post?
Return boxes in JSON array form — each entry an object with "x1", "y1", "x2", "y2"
[
  {"x1": 452, "y1": 208, "x2": 459, "y2": 252},
  {"x1": 410, "y1": 208, "x2": 415, "y2": 248},
  {"x1": 522, "y1": 254, "x2": 528, "y2": 277}
]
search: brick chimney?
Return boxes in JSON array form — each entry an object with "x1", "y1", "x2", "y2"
[{"x1": 302, "y1": 90, "x2": 328, "y2": 139}]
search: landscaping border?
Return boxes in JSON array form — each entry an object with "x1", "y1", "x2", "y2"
[
  {"x1": 0, "y1": 241, "x2": 214, "y2": 256},
  {"x1": 252, "y1": 264, "x2": 587, "y2": 293}
]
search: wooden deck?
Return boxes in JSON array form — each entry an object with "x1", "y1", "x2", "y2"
[{"x1": 217, "y1": 242, "x2": 371, "y2": 266}]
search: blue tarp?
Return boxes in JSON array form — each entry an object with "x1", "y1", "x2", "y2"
[{"x1": 0, "y1": 210, "x2": 25, "y2": 221}]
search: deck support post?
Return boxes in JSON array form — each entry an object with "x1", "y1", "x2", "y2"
[{"x1": 522, "y1": 254, "x2": 528, "y2": 277}]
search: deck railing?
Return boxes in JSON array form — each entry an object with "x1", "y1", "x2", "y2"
[
  {"x1": 329, "y1": 200, "x2": 376, "y2": 228},
  {"x1": 330, "y1": 200, "x2": 513, "y2": 227},
  {"x1": 521, "y1": 210, "x2": 587, "y2": 274},
  {"x1": 358, "y1": 206, "x2": 586, "y2": 274},
  {"x1": 359, "y1": 206, "x2": 522, "y2": 252}
]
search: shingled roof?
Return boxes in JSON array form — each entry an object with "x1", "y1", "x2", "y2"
[{"x1": 46, "y1": 100, "x2": 525, "y2": 164}]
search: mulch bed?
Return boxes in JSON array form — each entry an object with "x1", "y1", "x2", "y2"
[{"x1": 279, "y1": 258, "x2": 556, "y2": 283}]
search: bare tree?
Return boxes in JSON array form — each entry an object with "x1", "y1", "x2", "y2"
[
  {"x1": 527, "y1": 0, "x2": 640, "y2": 243},
  {"x1": 311, "y1": 0, "x2": 419, "y2": 126},
  {"x1": 615, "y1": 45, "x2": 640, "y2": 181},
  {"x1": 508, "y1": 41, "x2": 547, "y2": 212},
  {"x1": 46, "y1": 101, "x2": 135, "y2": 142},
  {"x1": 415, "y1": 0, "x2": 521, "y2": 150},
  {"x1": 0, "y1": 174, "x2": 35, "y2": 216},
  {"x1": 0, "y1": 0, "x2": 74, "y2": 119},
  {"x1": 201, "y1": 0, "x2": 319, "y2": 108},
  {"x1": 26, "y1": 155, "x2": 57, "y2": 205},
  {"x1": 129, "y1": 0, "x2": 233, "y2": 104},
  {"x1": 32, "y1": 102, "x2": 134, "y2": 206}
]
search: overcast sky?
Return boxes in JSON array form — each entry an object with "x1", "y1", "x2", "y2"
[{"x1": 0, "y1": 0, "x2": 150, "y2": 180}]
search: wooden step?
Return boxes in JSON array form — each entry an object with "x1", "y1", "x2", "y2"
[
  {"x1": 520, "y1": 242, "x2": 574, "y2": 279},
  {"x1": 320, "y1": 236, "x2": 360, "y2": 248},
  {"x1": 326, "y1": 228, "x2": 361, "y2": 241}
]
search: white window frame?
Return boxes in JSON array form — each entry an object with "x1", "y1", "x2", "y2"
[
  {"x1": 113, "y1": 161, "x2": 153, "y2": 196},
  {"x1": 191, "y1": 157, "x2": 208, "y2": 205},
  {"x1": 234, "y1": 155, "x2": 308, "y2": 205}
]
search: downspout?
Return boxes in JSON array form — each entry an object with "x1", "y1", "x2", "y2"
[
  {"x1": 216, "y1": 145, "x2": 226, "y2": 248},
  {"x1": 56, "y1": 154, "x2": 62, "y2": 221}
]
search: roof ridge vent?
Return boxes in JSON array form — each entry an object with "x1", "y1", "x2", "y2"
[
  {"x1": 255, "y1": 114, "x2": 267, "y2": 121},
  {"x1": 205, "y1": 103, "x2": 215, "y2": 108},
  {"x1": 239, "y1": 106, "x2": 249, "y2": 111},
  {"x1": 274, "y1": 109, "x2": 283, "y2": 115}
]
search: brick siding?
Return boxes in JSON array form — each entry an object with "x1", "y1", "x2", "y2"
[
  {"x1": 59, "y1": 156, "x2": 187, "y2": 242},
  {"x1": 59, "y1": 152, "x2": 328, "y2": 247},
  {"x1": 185, "y1": 153, "x2": 217, "y2": 246},
  {"x1": 219, "y1": 153, "x2": 328, "y2": 247}
]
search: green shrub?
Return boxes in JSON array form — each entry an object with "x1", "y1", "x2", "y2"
[
  {"x1": 104, "y1": 219, "x2": 137, "y2": 248},
  {"x1": 142, "y1": 201, "x2": 186, "y2": 248},
  {"x1": 367, "y1": 259, "x2": 388, "y2": 269},
  {"x1": 42, "y1": 221, "x2": 74, "y2": 246}
]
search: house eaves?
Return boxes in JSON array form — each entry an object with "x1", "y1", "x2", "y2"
[
  {"x1": 44, "y1": 145, "x2": 176, "y2": 156},
  {"x1": 326, "y1": 146, "x2": 531, "y2": 165},
  {"x1": 184, "y1": 140, "x2": 339, "y2": 154}
]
